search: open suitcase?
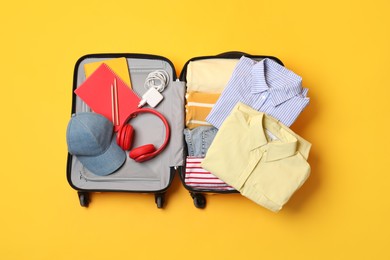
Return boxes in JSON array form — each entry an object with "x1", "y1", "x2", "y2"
[{"x1": 66, "y1": 51, "x2": 283, "y2": 208}]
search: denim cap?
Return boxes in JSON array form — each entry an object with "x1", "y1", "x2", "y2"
[{"x1": 66, "y1": 112, "x2": 126, "y2": 176}]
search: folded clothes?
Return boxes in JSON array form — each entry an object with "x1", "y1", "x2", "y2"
[
  {"x1": 202, "y1": 102, "x2": 311, "y2": 212},
  {"x1": 207, "y1": 56, "x2": 310, "y2": 128},
  {"x1": 184, "y1": 126, "x2": 218, "y2": 157},
  {"x1": 186, "y1": 59, "x2": 239, "y2": 93},
  {"x1": 185, "y1": 91, "x2": 220, "y2": 129},
  {"x1": 185, "y1": 157, "x2": 235, "y2": 191}
]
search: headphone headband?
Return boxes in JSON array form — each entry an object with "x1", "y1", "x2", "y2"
[{"x1": 122, "y1": 108, "x2": 170, "y2": 162}]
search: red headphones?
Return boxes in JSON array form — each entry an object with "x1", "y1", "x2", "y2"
[{"x1": 116, "y1": 108, "x2": 170, "y2": 163}]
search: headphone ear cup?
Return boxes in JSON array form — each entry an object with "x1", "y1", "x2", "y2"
[
  {"x1": 116, "y1": 125, "x2": 125, "y2": 149},
  {"x1": 117, "y1": 124, "x2": 133, "y2": 151},
  {"x1": 129, "y1": 144, "x2": 156, "y2": 160},
  {"x1": 122, "y1": 125, "x2": 134, "y2": 151}
]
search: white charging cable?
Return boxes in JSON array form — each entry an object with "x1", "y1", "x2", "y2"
[
  {"x1": 144, "y1": 70, "x2": 170, "y2": 92},
  {"x1": 138, "y1": 70, "x2": 170, "y2": 108}
]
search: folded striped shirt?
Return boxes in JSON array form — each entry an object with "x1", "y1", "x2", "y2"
[
  {"x1": 185, "y1": 91, "x2": 220, "y2": 129},
  {"x1": 185, "y1": 157, "x2": 235, "y2": 191},
  {"x1": 206, "y1": 56, "x2": 310, "y2": 128}
]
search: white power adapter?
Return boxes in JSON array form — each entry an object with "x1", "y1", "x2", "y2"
[
  {"x1": 138, "y1": 87, "x2": 164, "y2": 108},
  {"x1": 139, "y1": 70, "x2": 169, "y2": 108}
]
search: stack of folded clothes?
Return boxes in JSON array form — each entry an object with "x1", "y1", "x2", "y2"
[{"x1": 183, "y1": 56, "x2": 311, "y2": 212}]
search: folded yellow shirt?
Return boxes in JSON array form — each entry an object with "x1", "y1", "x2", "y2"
[
  {"x1": 201, "y1": 102, "x2": 311, "y2": 212},
  {"x1": 185, "y1": 91, "x2": 220, "y2": 129},
  {"x1": 186, "y1": 59, "x2": 239, "y2": 93}
]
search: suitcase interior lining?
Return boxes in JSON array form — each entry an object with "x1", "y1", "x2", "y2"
[{"x1": 69, "y1": 57, "x2": 185, "y2": 191}]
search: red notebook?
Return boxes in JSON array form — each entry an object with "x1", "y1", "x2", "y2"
[{"x1": 75, "y1": 63, "x2": 140, "y2": 131}]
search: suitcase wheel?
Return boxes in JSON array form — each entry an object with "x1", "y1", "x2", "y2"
[
  {"x1": 78, "y1": 191, "x2": 90, "y2": 207},
  {"x1": 191, "y1": 193, "x2": 206, "y2": 209},
  {"x1": 155, "y1": 193, "x2": 165, "y2": 209}
]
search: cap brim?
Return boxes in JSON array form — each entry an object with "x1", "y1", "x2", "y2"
[{"x1": 77, "y1": 137, "x2": 126, "y2": 176}]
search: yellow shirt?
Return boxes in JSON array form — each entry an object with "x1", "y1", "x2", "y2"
[
  {"x1": 201, "y1": 102, "x2": 311, "y2": 212},
  {"x1": 186, "y1": 59, "x2": 239, "y2": 93}
]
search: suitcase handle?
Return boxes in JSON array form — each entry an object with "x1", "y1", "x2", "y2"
[{"x1": 216, "y1": 51, "x2": 250, "y2": 58}]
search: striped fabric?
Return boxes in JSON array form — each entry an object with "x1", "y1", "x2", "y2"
[
  {"x1": 185, "y1": 91, "x2": 220, "y2": 129},
  {"x1": 185, "y1": 157, "x2": 235, "y2": 191},
  {"x1": 206, "y1": 57, "x2": 310, "y2": 128}
]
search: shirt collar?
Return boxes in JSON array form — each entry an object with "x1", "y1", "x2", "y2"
[
  {"x1": 262, "y1": 116, "x2": 298, "y2": 161},
  {"x1": 266, "y1": 138, "x2": 298, "y2": 161},
  {"x1": 235, "y1": 103, "x2": 298, "y2": 160},
  {"x1": 251, "y1": 58, "x2": 303, "y2": 106},
  {"x1": 248, "y1": 113, "x2": 268, "y2": 151}
]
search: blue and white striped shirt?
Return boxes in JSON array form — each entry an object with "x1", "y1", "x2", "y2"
[{"x1": 206, "y1": 56, "x2": 310, "y2": 128}]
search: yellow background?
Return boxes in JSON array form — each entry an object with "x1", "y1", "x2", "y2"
[{"x1": 1, "y1": 0, "x2": 389, "y2": 259}]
